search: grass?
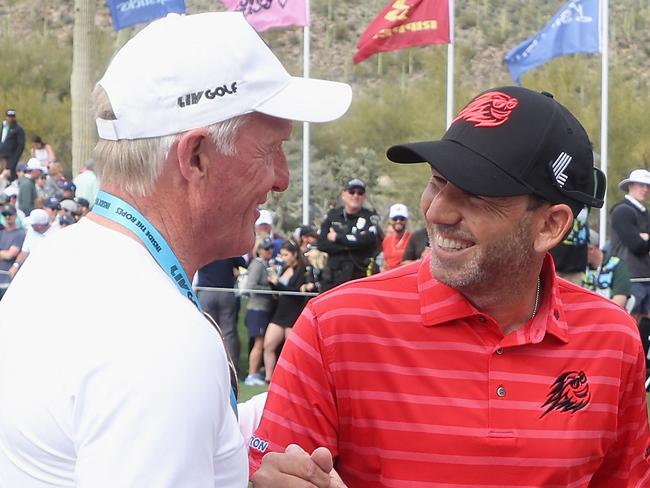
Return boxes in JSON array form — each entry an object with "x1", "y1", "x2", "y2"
[{"x1": 237, "y1": 297, "x2": 269, "y2": 402}]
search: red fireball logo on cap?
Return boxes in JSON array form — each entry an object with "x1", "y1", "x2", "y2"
[{"x1": 452, "y1": 91, "x2": 518, "y2": 128}]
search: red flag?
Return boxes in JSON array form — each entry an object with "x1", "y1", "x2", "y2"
[{"x1": 354, "y1": 0, "x2": 450, "y2": 64}]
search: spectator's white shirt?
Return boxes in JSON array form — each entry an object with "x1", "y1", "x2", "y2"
[
  {"x1": 0, "y1": 218, "x2": 247, "y2": 487},
  {"x1": 72, "y1": 170, "x2": 100, "y2": 207},
  {"x1": 20, "y1": 226, "x2": 52, "y2": 254}
]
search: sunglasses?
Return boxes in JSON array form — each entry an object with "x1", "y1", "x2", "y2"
[
  {"x1": 347, "y1": 189, "x2": 365, "y2": 196},
  {"x1": 391, "y1": 216, "x2": 407, "y2": 222}
]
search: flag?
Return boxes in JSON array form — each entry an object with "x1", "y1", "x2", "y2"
[
  {"x1": 106, "y1": 0, "x2": 186, "y2": 31},
  {"x1": 504, "y1": 0, "x2": 601, "y2": 85},
  {"x1": 220, "y1": 0, "x2": 308, "y2": 32},
  {"x1": 353, "y1": 0, "x2": 450, "y2": 64}
]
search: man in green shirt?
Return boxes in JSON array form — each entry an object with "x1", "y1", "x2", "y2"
[{"x1": 582, "y1": 229, "x2": 632, "y2": 310}]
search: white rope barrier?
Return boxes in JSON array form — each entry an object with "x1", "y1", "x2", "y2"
[
  {"x1": 194, "y1": 286, "x2": 319, "y2": 297},
  {"x1": 0, "y1": 280, "x2": 320, "y2": 295}
]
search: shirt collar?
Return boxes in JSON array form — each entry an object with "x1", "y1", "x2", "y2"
[
  {"x1": 625, "y1": 194, "x2": 647, "y2": 212},
  {"x1": 417, "y1": 254, "x2": 569, "y2": 344}
]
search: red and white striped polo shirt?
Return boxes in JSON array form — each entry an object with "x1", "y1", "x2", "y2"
[{"x1": 249, "y1": 255, "x2": 650, "y2": 487}]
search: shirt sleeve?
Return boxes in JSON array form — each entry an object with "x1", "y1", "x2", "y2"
[
  {"x1": 247, "y1": 260, "x2": 271, "y2": 291},
  {"x1": 611, "y1": 260, "x2": 632, "y2": 298},
  {"x1": 611, "y1": 205, "x2": 650, "y2": 255},
  {"x1": 317, "y1": 213, "x2": 347, "y2": 254},
  {"x1": 238, "y1": 392, "x2": 268, "y2": 449},
  {"x1": 248, "y1": 303, "x2": 339, "y2": 476},
  {"x1": 21, "y1": 231, "x2": 33, "y2": 253},
  {"x1": 588, "y1": 340, "x2": 650, "y2": 486}
]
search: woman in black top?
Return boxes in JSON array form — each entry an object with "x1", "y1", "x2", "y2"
[{"x1": 263, "y1": 240, "x2": 307, "y2": 382}]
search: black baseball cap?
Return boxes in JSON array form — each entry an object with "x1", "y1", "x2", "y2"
[
  {"x1": 387, "y1": 86, "x2": 605, "y2": 216},
  {"x1": 75, "y1": 197, "x2": 90, "y2": 208},
  {"x1": 346, "y1": 178, "x2": 366, "y2": 192},
  {"x1": 5, "y1": 109, "x2": 16, "y2": 117},
  {"x1": 259, "y1": 237, "x2": 274, "y2": 250},
  {"x1": 299, "y1": 225, "x2": 317, "y2": 238},
  {"x1": 59, "y1": 214, "x2": 75, "y2": 226},
  {"x1": 42, "y1": 197, "x2": 61, "y2": 210},
  {"x1": 1, "y1": 204, "x2": 17, "y2": 216}
]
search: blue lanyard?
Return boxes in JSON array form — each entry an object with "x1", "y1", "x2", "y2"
[
  {"x1": 93, "y1": 191, "x2": 200, "y2": 309},
  {"x1": 92, "y1": 191, "x2": 238, "y2": 418}
]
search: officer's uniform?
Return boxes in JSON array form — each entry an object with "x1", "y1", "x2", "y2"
[{"x1": 317, "y1": 206, "x2": 380, "y2": 291}]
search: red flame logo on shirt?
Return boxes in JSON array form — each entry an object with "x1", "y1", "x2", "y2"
[
  {"x1": 540, "y1": 370, "x2": 591, "y2": 418},
  {"x1": 452, "y1": 91, "x2": 518, "y2": 128}
]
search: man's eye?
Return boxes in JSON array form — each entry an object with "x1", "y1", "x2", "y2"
[{"x1": 432, "y1": 175, "x2": 446, "y2": 185}]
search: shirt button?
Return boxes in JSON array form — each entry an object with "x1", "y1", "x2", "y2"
[
  {"x1": 495, "y1": 347, "x2": 504, "y2": 355},
  {"x1": 478, "y1": 316, "x2": 486, "y2": 323},
  {"x1": 496, "y1": 386, "x2": 506, "y2": 397}
]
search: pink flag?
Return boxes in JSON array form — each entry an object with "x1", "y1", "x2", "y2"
[{"x1": 221, "y1": 0, "x2": 308, "y2": 32}]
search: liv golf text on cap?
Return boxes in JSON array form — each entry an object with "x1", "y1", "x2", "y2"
[
  {"x1": 96, "y1": 12, "x2": 352, "y2": 141},
  {"x1": 387, "y1": 86, "x2": 605, "y2": 216}
]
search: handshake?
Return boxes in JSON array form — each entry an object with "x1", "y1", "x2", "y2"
[{"x1": 252, "y1": 444, "x2": 346, "y2": 488}]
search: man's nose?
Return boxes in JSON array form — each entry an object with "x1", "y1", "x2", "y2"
[
  {"x1": 272, "y1": 152, "x2": 289, "y2": 193},
  {"x1": 423, "y1": 184, "x2": 464, "y2": 227}
]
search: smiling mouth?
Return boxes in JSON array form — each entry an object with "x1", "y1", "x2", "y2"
[{"x1": 434, "y1": 235, "x2": 473, "y2": 251}]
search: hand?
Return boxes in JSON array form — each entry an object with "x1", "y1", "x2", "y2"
[
  {"x1": 311, "y1": 447, "x2": 346, "y2": 488},
  {"x1": 300, "y1": 283, "x2": 315, "y2": 292},
  {"x1": 251, "y1": 444, "x2": 347, "y2": 488},
  {"x1": 327, "y1": 227, "x2": 337, "y2": 242},
  {"x1": 641, "y1": 232, "x2": 649, "y2": 241}
]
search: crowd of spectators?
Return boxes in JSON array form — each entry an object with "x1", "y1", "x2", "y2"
[
  {"x1": 0, "y1": 108, "x2": 100, "y2": 297},
  {"x1": 1, "y1": 155, "x2": 644, "y2": 381}
]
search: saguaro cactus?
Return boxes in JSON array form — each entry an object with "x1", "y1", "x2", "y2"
[{"x1": 71, "y1": 0, "x2": 96, "y2": 176}]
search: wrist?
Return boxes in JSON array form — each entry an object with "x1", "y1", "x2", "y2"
[{"x1": 12, "y1": 262, "x2": 20, "y2": 268}]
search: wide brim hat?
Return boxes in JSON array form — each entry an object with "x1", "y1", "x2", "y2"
[{"x1": 618, "y1": 169, "x2": 650, "y2": 191}]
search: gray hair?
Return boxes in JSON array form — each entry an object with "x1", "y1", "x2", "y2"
[{"x1": 91, "y1": 85, "x2": 248, "y2": 196}]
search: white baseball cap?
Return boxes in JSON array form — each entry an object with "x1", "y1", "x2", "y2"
[
  {"x1": 389, "y1": 203, "x2": 409, "y2": 219},
  {"x1": 255, "y1": 209, "x2": 273, "y2": 227},
  {"x1": 618, "y1": 169, "x2": 650, "y2": 191},
  {"x1": 26, "y1": 208, "x2": 49, "y2": 226},
  {"x1": 96, "y1": 12, "x2": 352, "y2": 141},
  {"x1": 60, "y1": 199, "x2": 79, "y2": 214},
  {"x1": 26, "y1": 157, "x2": 45, "y2": 172}
]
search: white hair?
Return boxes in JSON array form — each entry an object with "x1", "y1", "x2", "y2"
[{"x1": 91, "y1": 85, "x2": 248, "y2": 196}]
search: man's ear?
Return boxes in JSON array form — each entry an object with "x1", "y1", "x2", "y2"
[
  {"x1": 533, "y1": 203, "x2": 574, "y2": 253},
  {"x1": 175, "y1": 129, "x2": 212, "y2": 183}
]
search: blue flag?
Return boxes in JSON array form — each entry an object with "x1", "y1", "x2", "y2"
[
  {"x1": 504, "y1": 0, "x2": 601, "y2": 85},
  {"x1": 106, "y1": 0, "x2": 186, "y2": 31}
]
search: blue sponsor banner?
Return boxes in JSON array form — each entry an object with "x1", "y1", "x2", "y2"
[
  {"x1": 106, "y1": 0, "x2": 186, "y2": 31},
  {"x1": 504, "y1": 0, "x2": 601, "y2": 85}
]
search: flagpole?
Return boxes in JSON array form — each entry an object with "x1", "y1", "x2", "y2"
[
  {"x1": 302, "y1": 17, "x2": 311, "y2": 225},
  {"x1": 598, "y1": 0, "x2": 608, "y2": 249},
  {"x1": 445, "y1": 0, "x2": 455, "y2": 128}
]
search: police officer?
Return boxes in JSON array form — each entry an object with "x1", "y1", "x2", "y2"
[
  {"x1": 318, "y1": 178, "x2": 381, "y2": 291},
  {"x1": 0, "y1": 109, "x2": 25, "y2": 181}
]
